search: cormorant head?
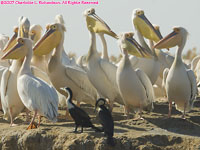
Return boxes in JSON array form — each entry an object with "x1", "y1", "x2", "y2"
[
  {"x1": 94, "y1": 98, "x2": 106, "y2": 112},
  {"x1": 60, "y1": 87, "x2": 73, "y2": 101}
]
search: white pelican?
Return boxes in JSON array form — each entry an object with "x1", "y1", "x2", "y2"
[
  {"x1": 0, "y1": 31, "x2": 16, "y2": 68},
  {"x1": 132, "y1": 9, "x2": 161, "y2": 84},
  {"x1": 191, "y1": 55, "x2": 200, "y2": 72},
  {"x1": 98, "y1": 33, "x2": 109, "y2": 61},
  {"x1": 0, "y1": 34, "x2": 9, "y2": 50},
  {"x1": 33, "y1": 22, "x2": 98, "y2": 111},
  {"x1": 191, "y1": 55, "x2": 200, "y2": 85},
  {"x1": 154, "y1": 27, "x2": 197, "y2": 118},
  {"x1": 29, "y1": 24, "x2": 49, "y2": 72},
  {"x1": 55, "y1": 14, "x2": 76, "y2": 67},
  {"x1": 1, "y1": 17, "x2": 30, "y2": 126},
  {"x1": 84, "y1": 8, "x2": 124, "y2": 110},
  {"x1": 2, "y1": 37, "x2": 58, "y2": 129},
  {"x1": 116, "y1": 32, "x2": 154, "y2": 118},
  {"x1": 0, "y1": 34, "x2": 11, "y2": 110},
  {"x1": 29, "y1": 24, "x2": 67, "y2": 108}
]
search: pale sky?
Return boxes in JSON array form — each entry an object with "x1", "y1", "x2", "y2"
[{"x1": 0, "y1": 0, "x2": 200, "y2": 57}]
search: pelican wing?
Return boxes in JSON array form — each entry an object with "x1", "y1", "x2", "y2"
[
  {"x1": 191, "y1": 55, "x2": 200, "y2": 71},
  {"x1": 162, "y1": 68, "x2": 169, "y2": 88},
  {"x1": 61, "y1": 50, "x2": 76, "y2": 67},
  {"x1": 135, "y1": 68, "x2": 154, "y2": 104},
  {"x1": 186, "y1": 69, "x2": 198, "y2": 103},
  {"x1": 0, "y1": 68, "x2": 10, "y2": 114},
  {"x1": 129, "y1": 56, "x2": 139, "y2": 67},
  {"x1": 100, "y1": 59, "x2": 118, "y2": 89},
  {"x1": 18, "y1": 75, "x2": 58, "y2": 122},
  {"x1": 0, "y1": 34, "x2": 9, "y2": 50},
  {"x1": 31, "y1": 66, "x2": 51, "y2": 84},
  {"x1": 165, "y1": 54, "x2": 174, "y2": 67},
  {"x1": 65, "y1": 66, "x2": 98, "y2": 99}
]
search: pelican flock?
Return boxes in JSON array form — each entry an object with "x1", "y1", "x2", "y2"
[{"x1": 0, "y1": 7, "x2": 198, "y2": 147}]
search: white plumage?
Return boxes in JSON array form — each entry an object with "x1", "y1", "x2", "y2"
[
  {"x1": 154, "y1": 27, "x2": 198, "y2": 118},
  {"x1": 17, "y1": 73, "x2": 58, "y2": 122},
  {"x1": 117, "y1": 32, "x2": 154, "y2": 118}
]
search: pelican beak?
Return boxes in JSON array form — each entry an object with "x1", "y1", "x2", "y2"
[
  {"x1": 19, "y1": 24, "x2": 30, "y2": 38},
  {"x1": 133, "y1": 13, "x2": 162, "y2": 42},
  {"x1": 154, "y1": 30, "x2": 180, "y2": 49},
  {"x1": 33, "y1": 26, "x2": 62, "y2": 56},
  {"x1": 86, "y1": 13, "x2": 118, "y2": 39},
  {"x1": 122, "y1": 37, "x2": 152, "y2": 58},
  {"x1": 3, "y1": 32, "x2": 18, "y2": 52},
  {"x1": 30, "y1": 34, "x2": 35, "y2": 41},
  {"x1": 1, "y1": 40, "x2": 25, "y2": 60}
]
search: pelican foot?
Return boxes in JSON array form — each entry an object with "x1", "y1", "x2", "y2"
[
  {"x1": 133, "y1": 116, "x2": 144, "y2": 121},
  {"x1": 10, "y1": 123, "x2": 18, "y2": 127},
  {"x1": 26, "y1": 122, "x2": 38, "y2": 130},
  {"x1": 181, "y1": 115, "x2": 186, "y2": 120}
]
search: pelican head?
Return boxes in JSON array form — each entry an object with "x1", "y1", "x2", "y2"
[
  {"x1": 132, "y1": 8, "x2": 162, "y2": 42},
  {"x1": 3, "y1": 26, "x2": 19, "y2": 52},
  {"x1": 84, "y1": 8, "x2": 118, "y2": 39},
  {"x1": 2, "y1": 38, "x2": 32, "y2": 60},
  {"x1": 118, "y1": 32, "x2": 152, "y2": 58},
  {"x1": 154, "y1": 27, "x2": 188, "y2": 49},
  {"x1": 33, "y1": 23, "x2": 65, "y2": 56},
  {"x1": 55, "y1": 14, "x2": 65, "y2": 25},
  {"x1": 153, "y1": 24, "x2": 163, "y2": 39},
  {"x1": 18, "y1": 16, "x2": 30, "y2": 38},
  {"x1": 29, "y1": 24, "x2": 43, "y2": 44}
]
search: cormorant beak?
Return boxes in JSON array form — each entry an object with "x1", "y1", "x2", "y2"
[{"x1": 86, "y1": 12, "x2": 118, "y2": 39}]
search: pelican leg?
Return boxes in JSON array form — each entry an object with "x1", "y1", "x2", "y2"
[
  {"x1": 81, "y1": 126, "x2": 83, "y2": 133},
  {"x1": 76, "y1": 101, "x2": 80, "y2": 107},
  {"x1": 108, "y1": 100, "x2": 114, "y2": 112},
  {"x1": 9, "y1": 108, "x2": 18, "y2": 127},
  {"x1": 38, "y1": 115, "x2": 41, "y2": 127},
  {"x1": 26, "y1": 111, "x2": 38, "y2": 130},
  {"x1": 25, "y1": 109, "x2": 31, "y2": 123},
  {"x1": 133, "y1": 106, "x2": 144, "y2": 120},
  {"x1": 0, "y1": 101, "x2": 2, "y2": 111},
  {"x1": 182, "y1": 102, "x2": 186, "y2": 119},
  {"x1": 168, "y1": 101, "x2": 172, "y2": 118},
  {"x1": 139, "y1": 108, "x2": 144, "y2": 120},
  {"x1": 124, "y1": 105, "x2": 129, "y2": 116}
]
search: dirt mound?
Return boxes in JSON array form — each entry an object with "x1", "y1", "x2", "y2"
[{"x1": 0, "y1": 99, "x2": 200, "y2": 150}]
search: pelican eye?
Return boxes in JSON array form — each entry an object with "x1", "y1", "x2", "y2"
[
  {"x1": 174, "y1": 28, "x2": 180, "y2": 33},
  {"x1": 155, "y1": 26, "x2": 159, "y2": 30},
  {"x1": 51, "y1": 25, "x2": 56, "y2": 29},
  {"x1": 128, "y1": 32, "x2": 134, "y2": 38},
  {"x1": 18, "y1": 38, "x2": 24, "y2": 44},
  {"x1": 125, "y1": 33, "x2": 129, "y2": 38},
  {"x1": 14, "y1": 28, "x2": 18, "y2": 33}
]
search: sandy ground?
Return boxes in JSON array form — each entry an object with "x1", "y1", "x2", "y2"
[{"x1": 0, "y1": 98, "x2": 200, "y2": 150}]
